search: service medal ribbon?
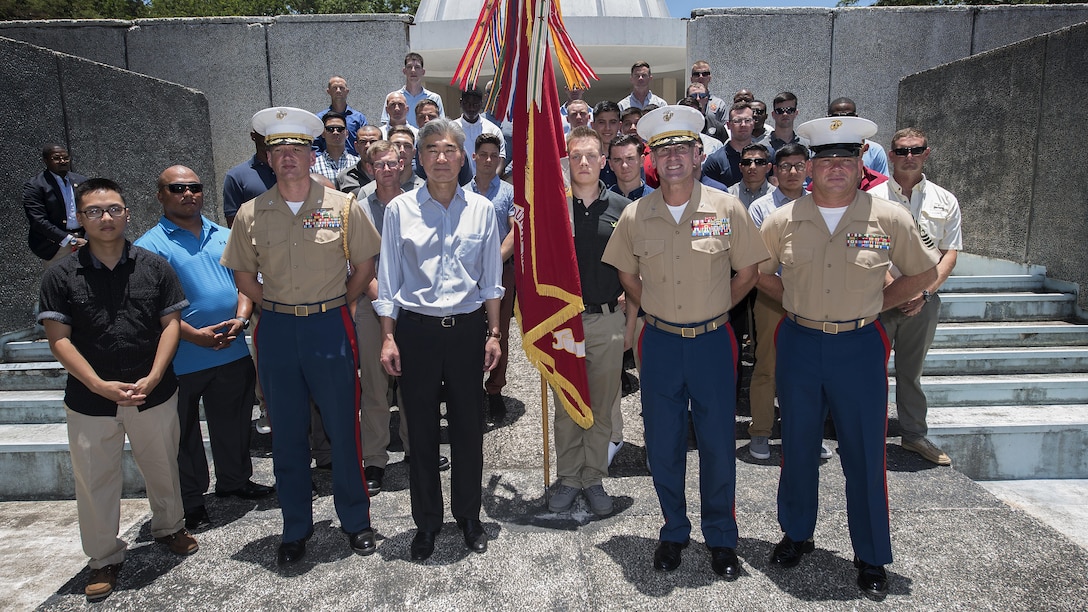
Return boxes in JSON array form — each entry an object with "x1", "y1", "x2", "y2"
[
  {"x1": 846, "y1": 232, "x2": 891, "y2": 250},
  {"x1": 302, "y1": 208, "x2": 342, "y2": 229},
  {"x1": 691, "y1": 216, "x2": 730, "y2": 237}
]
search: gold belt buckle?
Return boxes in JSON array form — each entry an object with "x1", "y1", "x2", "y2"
[
  {"x1": 294, "y1": 305, "x2": 309, "y2": 317},
  {"x1": 681, "y1": 326, "x2": 696, "y2": 339},
  {"x1": 822, "y1": 321, "x2": 839, "y2": 334}
]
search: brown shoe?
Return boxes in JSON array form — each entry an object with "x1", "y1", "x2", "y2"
[
  {"x1": 155, "y1": 528, "x2": 199, "y2": 555},
  {"x1": 85, "y1": 563, "x2": 122, "y2": 601},
  {"x1": 902, "y1": 436, "x2": 952, "y2": 466}
]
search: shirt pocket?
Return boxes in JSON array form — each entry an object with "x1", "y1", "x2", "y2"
[
  {"x1": 304, "y1": 227, "x2": 345, "y2": 272},
  {"x1": 780, "y1": 246, "x2": 813, "y2": 303},
  {"x1": 253, "y1": 225, "x2": 290, "y2": 256},
  {"x1": 845, "y1": 248, "x2": 891, "y2": 294},
  {"x1": 690, "y1": 237, "x2": 729, "y2": 281},
  {"x1": 635, "y1": 239, "x2": 665, "y2": 283},
  {"x1": 455, "y1": 233, "x2": 484, "y2": 260}
]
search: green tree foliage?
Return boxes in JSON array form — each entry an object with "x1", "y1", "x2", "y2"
[{"x1": 0, "y1": 0, "x2": 420, "y2": 20}]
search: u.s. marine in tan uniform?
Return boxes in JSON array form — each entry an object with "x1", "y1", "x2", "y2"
[{"x1": 757, "y1": 116, "x2": 939, "y2": 599}]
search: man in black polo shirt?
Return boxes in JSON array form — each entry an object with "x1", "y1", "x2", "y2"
[
  {"x1": 38, "y1": 178, "x2": 197, "y2": 602},
  {"x1": 547, "y1": 126, "x2": 632, "y2": 517}
]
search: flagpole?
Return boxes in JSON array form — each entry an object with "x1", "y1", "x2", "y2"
[{"x1": 540, "y1": 373, "x2": 550, "y2": 501}]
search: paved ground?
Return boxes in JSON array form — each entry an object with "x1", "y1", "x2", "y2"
[{"x1": 7, "y1": 322, "x2": 1088, "y2": 610}]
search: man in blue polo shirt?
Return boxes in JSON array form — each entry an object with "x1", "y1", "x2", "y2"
[{"x1": 136, "y1": 165, "x2": 274, "y2": 532}]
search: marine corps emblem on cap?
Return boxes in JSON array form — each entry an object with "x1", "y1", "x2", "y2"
[
  {"x1": 638, "y1": 105, "x2": 703, "y2": 149},
  {"x1": 252, "y1": 107, "x2": 324, "y2": 147},
  {"x1": 796, "y1": 116, "x2": 878, "y2": 158}
]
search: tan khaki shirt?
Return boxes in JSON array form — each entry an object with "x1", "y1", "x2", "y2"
[
  {"x1": 602, "y1": 183, "x2": 768, "y2": 324},
  {"x1": 221, "y1": 181, "x2": 380, "y2": 305},
  {"x1": 759, "y1": 191, "x2": 940, "y2": 321}
]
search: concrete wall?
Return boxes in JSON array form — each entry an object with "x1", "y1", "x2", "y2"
[
  {"x1": 898, "y1": 21, "x2": 1088, "y2": 310},
  {"x1": 0, "y1": 36, "x2": 214, "y2": 333},
  {"x1": 0, "y1": 15, "x2": 411, "y2": 215},
  {"x1": 688, "y1": 5, "x2": 1088, "y2": 149}
]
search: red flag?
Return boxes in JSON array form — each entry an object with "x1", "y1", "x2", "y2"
[{"x1": 453, "y1": 0, "x2": 597, "y2": 428}]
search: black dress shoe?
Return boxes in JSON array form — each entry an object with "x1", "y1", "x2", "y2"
[
  {"x1": 709, "y1": 546, "x2": 740, "y2": 579},
  {"x1": 348, "y1": 528, "x2": 377, "y2": 555},
  {"x1": 184, "y1": 505, "x2": 211, "y2": 530},
  {"x1": 410, "y1": 530, "x2": 439, "y2": 561},
  {"x1": 215, "y1": 480, "x2": 275, "y2": 499},
  {"x1": 487, "y1": 394, "x2": 507, "y2": 423},
  {"x1": 458, "y1": 519, "x2": 488, "y2": 553},
  {"x1": 404, "y1": 455, "x2": 451, "y2": 471},
  {"x1": 277, "y1": 530, "x2": 313, "y2": 565},
  {"x1": 854, "y1": 557, "x2": 888, "y2": 599},
  {"x1": 769, "y1": 535, "x2": 814, "y2": 568},
  {"x1": 364, "y1": 466, "x2": 384, "y2": 495},
  {"x1": 653, "y1": 539, "x2": 689, "y2": 571}
]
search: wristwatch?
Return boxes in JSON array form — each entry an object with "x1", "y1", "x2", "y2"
[
  {"x1": 235, "y1": 317, "x2": 251, "y2": 330},
  {"x1": 921, "y1": 290, "x2": 932, "y2": 303},
  {"x1": 487, "y1": 330, "x2": 502, "y2": 340}
]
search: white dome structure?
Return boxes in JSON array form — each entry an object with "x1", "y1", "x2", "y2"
[{"x1": 412, "y1": 0, "x2": 687, "y2": 107}]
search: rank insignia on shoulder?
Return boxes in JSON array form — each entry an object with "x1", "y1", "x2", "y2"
[
  {"x1": 692, "y1": 216, "x2": 730, "y2": 237},
  {"x1": 303, "y1": 208, "x2": 342, "y2": 229},
  {"x1": 846, "y1": 232, "x2": 890, "y2": 250}
]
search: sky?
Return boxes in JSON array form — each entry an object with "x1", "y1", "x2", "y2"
[{"x1": 665, "y1": 0, "x2": 850, "y2": 16}]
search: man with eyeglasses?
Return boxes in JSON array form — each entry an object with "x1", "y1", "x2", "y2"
[
  {"x1": 315, "y1": 75, "x2": 368, "y2": 155},
  {"x1": 471, "y1": 134, "x2": 517, "y2": 424},
  {"x1": 768, "y1": 92, "x2": 809, "y2": 153},
  {"x1": 873, "y1": 127, "x2": 961, "y2": 467},
  {"x1": 39, "y1": 177, "x2": 198, "y2": 601},
  {"x1": 685, "y1": 82, "x2": 727, "y2": 143},
  {"x1": 603, "y1": 105, "x2": 768, "y2": 579},
  {"x1": 690, "y1": 60, "x2": 728, "y2": 123},
  {"x1": 23, "y1": 144, "x2": 89, "y2": 267},
  {"x1": 362, "y1": 126, "x2": 427, "y2": 198},
  {"x1": 728, "y1": 144, "x2": 776, "y2": 207},
  {"x1": 135, "y1": 166, "x2": 274, "y2": 533},
  {"x1": 311, "y1": 112, "x2": 359, "y2": 189},
  {"x1": 704, "y1": 101, "x2": 765, "y2": 188},
  {"x1": 828, "y1": 97, "x2": 889, "y2": 176},
  {"x1": 376, "y1": 118, "x2": 504, "y2": 561},
  {"x1": 221, "y1": 107, "x2": 382, "y2": 565},
  {"x1": 337, "y1": 125, "x2": 383, "y2": 195},
  {"x1": 757, "y1": 117, "x2": 939, "y2": 599}
]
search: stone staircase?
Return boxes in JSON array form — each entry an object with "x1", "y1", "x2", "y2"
[
  {"x1": 1, "y1": 254, "x2": 1086, "y2": 499},
  {"x1": 889, "y1": 254, "x2": 1088, "y2": 480}
]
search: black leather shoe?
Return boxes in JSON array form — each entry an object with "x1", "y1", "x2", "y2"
[
  {"x1": 854, "y1": 557, "x2": 888, "y2": 599},
  {"x1": 458, "y1": 519, "x2": 488, "y2": 553},
  {"x1": 277, "y1": 530, "x2": 312, "y2": 565},
  {"x1": 770, "y1": 535, "x2": 814, "y2": 568},
  {"x1": 215, "y1": 480, "x2": 275, "y2": 499},
  {"x1": 410, "y1": 530, "x2": 439, "y2": 561},
  {"x1": 709, "y1": 546, "x2": 740, "y2": 579},
  {"x1": 364, "y1": 466, "x2": 384, "y2": 495},
  {"x1": 653, "y1": 539, "x2": 689, "y2": 571},
  {"x1": 487, "y1": 394, "x2": 507, "y2": 423},
  {"x1": 404, "y1": 455, "x2": 451, "y2": 471},
  {"x1": 184, "y1": 505, "x2": 211, "y2": 531},
  {"x1": 349, "y1": 528, "x2": 377, "y2": 555}
]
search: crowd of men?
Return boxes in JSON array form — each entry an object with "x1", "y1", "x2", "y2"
[{"x1": 24, "y1": 53, "x2": 961, "y2": 603}]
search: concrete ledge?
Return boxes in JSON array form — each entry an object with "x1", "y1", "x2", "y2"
[
  {"x1": 891, "y1": 373, "x2": 1088, "y2": 407},
  {"x1": 890, "y1": 347, "x2": 1088, "y2": 376},
  {"x1": 939, "y1": 292, "x2": 1076, "y2": 322}
]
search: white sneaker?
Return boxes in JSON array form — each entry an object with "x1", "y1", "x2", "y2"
[
  {"x1": 254, "y1": 407, "x2": 271, "y2": 435},
  {"x1": 608, "y1": 440, "x2": 624, "y2": 466},
  {"x1": 548, "y1": 483, "x2": 581, "y2": 513},
  {"x1": 820, "y1": 442, "x2": 833, "y2": 460}
]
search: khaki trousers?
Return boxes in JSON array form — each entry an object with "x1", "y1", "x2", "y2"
[
  {"x1": 610, "y1": 315, "x2": 644, "y2": 444},
  {"x1": 66, "y1": 393, "x2": 184, "y2": 569},
  {"x1": 749, "y1": 290, "x2": 785, "y2": 438},
  {"x1": 554, "y1": 310, "x2": 623, "y2": 488},
  {"x1": 357, "y1": 297, "x2": 408, "y2": 467}
]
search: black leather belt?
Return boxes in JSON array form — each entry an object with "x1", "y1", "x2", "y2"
[
  {"x1": 644, "y1": 312, "x2": 729, "y2": 338},
  {"x1": 264, "y1": 296, "x2": 347, "y2": 317},
  {"x1": 786, "y1": 312, "x2": 878, "y2": 334},
  {"x1": 584, "y1": 300, "x2": 619, "y2": 315},
  {"x1": 401, "y1": 308, "x2": 482, "y2": 328}
]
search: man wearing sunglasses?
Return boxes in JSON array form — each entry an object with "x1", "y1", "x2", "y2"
[
  {"x1": 685, "y1": 82, "x2": 727, "y2": 144},
  {"x1": 768, "y1": 92, "x2": 809, "y2": 153},
  {"x1": 311, "y1": 112, "x2": 359, "y2": 189},
  {"x1": 23, "y1": 144, "x2": 89, "y2": 266},
  {"x1": 728, "y1": 143, "x2": 776, "y2": 207},
  {"x1": 703, "y1": 101, "x2": 763, "y2": 188},
  {"x1": 136, "y1": 166, "x2": 274, "y2": 533},
  {"x1": 690, "y1": 60, "x2": 727, "y2": 122},
  {"x1": 39, "y1": 178, "x2": 198, "y2": 601},
  {"x1": 828, "y1": 97, "x2": 888, "y2": 176},
  {"x1": 873, "y1": 127, "x2": 962, "y2": 467}
]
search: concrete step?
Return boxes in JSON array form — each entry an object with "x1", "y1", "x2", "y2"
[
  {"x1": 891, "y1": 373, "x2": 1088, "y2": 407},
  {"x1": 2, "y1": 339, "x2": 52, "y2": 363},
  {"x1": 0, "y1": 362, "x2": 66, "y2": 391},
  {"x1": 0, "y1": 390, "x2": 65, "y2": 424},
  {"x1": 939, "y1": 292, "x2": 1076, "y2": 322},
  {"x1": 927, "y1": 404, "x2": 1088, "y2": 480},
  {"x1": 890, "y1": 346, "x2": 1088, "y2": 376},
  {"x1": 931, "y1": 321, "x2": 1088, "y2": 348},
  {"x1": 0, "y1": 422, "x2": 210, "y2": 500},
  {"x1": 942, "y1": 274, "x2": 1045, "y2": 293}
]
